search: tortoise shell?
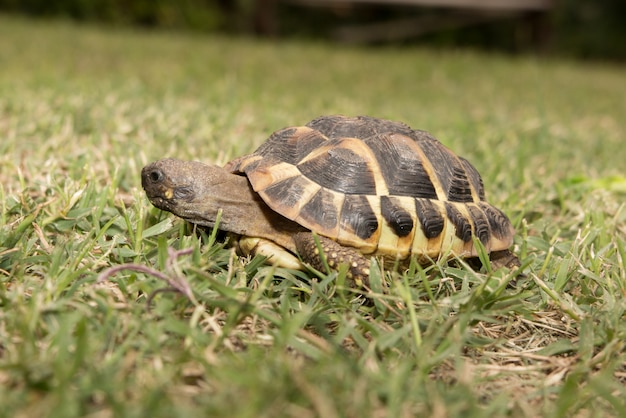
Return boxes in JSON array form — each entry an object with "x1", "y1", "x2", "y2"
[{"x1": 225, "y1": 115, "x2": 514, "y2": 260}]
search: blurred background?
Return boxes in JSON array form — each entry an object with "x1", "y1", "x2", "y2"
[{"x1": 0, "y1": 0, "x2": 624, "y2": 60}]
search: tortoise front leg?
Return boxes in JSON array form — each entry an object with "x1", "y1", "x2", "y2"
[{"x1": 293, "y1": 232, "x2": 370, "y2": 287}]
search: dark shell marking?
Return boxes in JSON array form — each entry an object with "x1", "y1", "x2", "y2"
[{"x1": 226, "y1": 115, "x2": 514, "y2": 259}]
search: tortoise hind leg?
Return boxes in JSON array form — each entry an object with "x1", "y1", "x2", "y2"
[
  {"x1": 465, "y1": 249, "x2": 520, "y2": 271},
  {"x1": 463, "y1": 250, "x2": 522, "y2": 286},
  {"x1": 488, "y1": 249, "x2": 520, "y2": 270},
  {"x1": 294, "y1": 232, "x2": 370, "y2": 287}
]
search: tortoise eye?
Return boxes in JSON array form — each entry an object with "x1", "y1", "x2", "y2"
[{"x1": 148, "y1": 169, "x2": 163, "y2": 183}]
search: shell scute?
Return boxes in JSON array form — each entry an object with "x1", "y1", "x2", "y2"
[
  {"x1": 448, "y1": 166, "x2": 475, "y2": 203},
  {"x1": 445, "y1": 202, "x2": 473, "y2": 243},
  {"x1": 381, "y1": 196, "x2": 414, "y2": 238},
  {"x1": 296, "y1": 188, "x2": 341, "y2": 237},
  {"x1": 467, "y1": 204, "x2": 491, "y2": 246},
  {"x1": 479, "y1": 202, "x2": 515, "y2": 240},
  {"x1": 340, "y1": 195, "x2": 380, "y2": 242},
  {"x1": 252, "y1": 127, "x2": 327, "y2": 165},
  {"x1": 414, "y1": 198, "x2": 445, "y2": 240},
  {"x1": 306, "y1": 115, "x2": 413, "y2": 141},
  {"x1": 261, "y1": 176, "x2": 310, "y2": 216},
  {"x1": 364, "y1": 133, "x2": 438, "y2": 198},
  {"x1": 297, "y1": 139, "x2": 378, "y2": 195},
  {"x1": 460, "y1": 157, "x2": 485, "y2": 200}
]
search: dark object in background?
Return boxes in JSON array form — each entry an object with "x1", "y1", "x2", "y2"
[
  {"x1": 1, "y1": 0, "x2": 625, "y2": 59},
  {"x1": 256, "y1": 0, "x2": 553, "y2": 52}
]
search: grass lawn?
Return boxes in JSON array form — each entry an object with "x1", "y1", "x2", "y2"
[{"x1": 1, "y1": 14, "x2": 626, "y2": 417}]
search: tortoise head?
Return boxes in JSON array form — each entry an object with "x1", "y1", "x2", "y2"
[
  {"x1": 141, "y1": 158, "x2": 235, "y2": 227},
  {"x1": 141, "y1": 158, "x2": 305, "y2": 249}
]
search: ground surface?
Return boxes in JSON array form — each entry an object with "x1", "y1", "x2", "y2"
[{"x1": 1, "y1": 14, "x2": 625, "y2": 417}]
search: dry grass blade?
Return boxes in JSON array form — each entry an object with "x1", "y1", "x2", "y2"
[{"x1": 97, "y1": 247, "x2": 195, "y2": 305}]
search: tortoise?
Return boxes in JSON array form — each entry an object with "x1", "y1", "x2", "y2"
[{"x1": 141, "y1": 115, "x2": 517, "y2": 286}]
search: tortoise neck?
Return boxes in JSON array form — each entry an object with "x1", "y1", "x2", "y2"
[{"x1": 192, "y1": 173, "x2": 305, "y2": 252}]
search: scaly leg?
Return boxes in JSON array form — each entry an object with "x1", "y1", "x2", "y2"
[{"x1": 294, "y1": 232, "x2": 370, "y2": 287}]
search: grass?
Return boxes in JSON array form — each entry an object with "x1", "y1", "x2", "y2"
[{"x1": 1, "y1": 14, "x2": 626, "y2": 417}]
